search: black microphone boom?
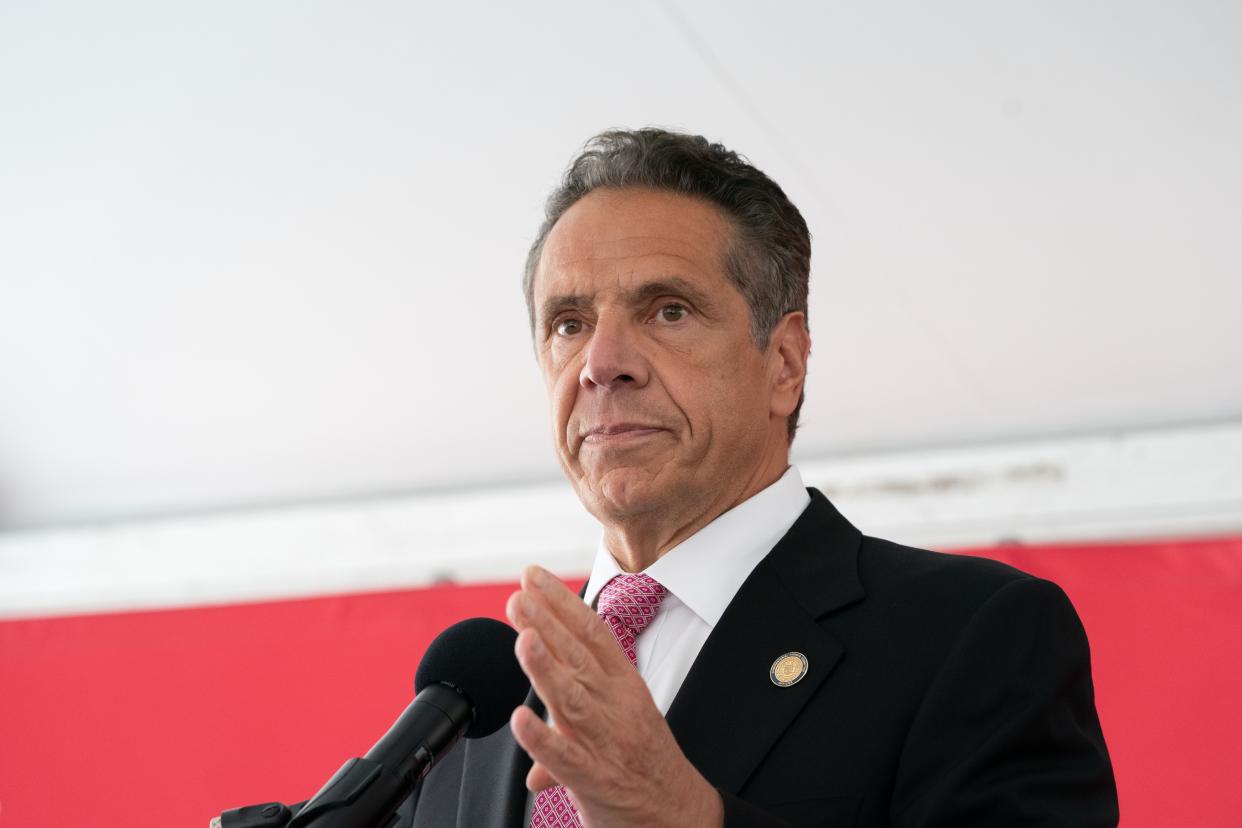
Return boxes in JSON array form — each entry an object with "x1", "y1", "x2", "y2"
[
  {"x1": 216, "y1": 617, "x2": 528, "y2": 828},
  {"x1": 284, "y1": 683, "x2": 472, "y2": 827}
]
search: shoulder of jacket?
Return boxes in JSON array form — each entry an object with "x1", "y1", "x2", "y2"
[{"x1": 856, "y1": 535, "x2": 1047, "y2": 612}]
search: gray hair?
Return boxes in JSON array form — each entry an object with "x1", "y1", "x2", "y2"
[{"x1": 523, "y1": 127, "x2": 812, "y2": 440}]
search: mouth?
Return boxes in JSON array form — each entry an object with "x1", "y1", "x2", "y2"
[{"x1": 581, "y1": 423, "x2": 666, "y2": 445}]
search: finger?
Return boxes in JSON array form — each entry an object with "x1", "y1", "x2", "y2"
[
  {"x1": 521, "y1": 566, "x2": 592, "y2": 624},
  {"x1": 509, "y1": 574, "x2": 627, "y2": 683},
  {"x1": 522, "y1": 566, "x2": 631, "y2": 676},
  {"x1": 510, "y1": 589, "x2": 600, "y2": 678},
  {"x1": 510, "y1": 703, "x2": 591, "y2": 792},
  {"x1": 514, "y1": 627, "x2": 598, "y2": 731},
  {"x1": 526, "y1": 761, "x2": 558, "y2": 793},
  {"x1": 506, "y1": 589, "x2": 536, "y2": 632},
  {"x1": 511, "y1": 707, "x2": 559, "y2": 791}
]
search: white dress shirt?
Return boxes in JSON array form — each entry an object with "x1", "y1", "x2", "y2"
[{"x1": 581, "y1": 465, "x2": 811, "y2": 714}]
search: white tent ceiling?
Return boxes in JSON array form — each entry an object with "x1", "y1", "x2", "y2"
[{"x1": 1, "y1": 1, "x2": 1239, "y2": 529}]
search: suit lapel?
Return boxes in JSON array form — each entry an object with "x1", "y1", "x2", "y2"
[
  {"x1": 455, "y1": 689, "x2": 541, "y2": 828},
  {"x1": 665, "y1": 489, "x2": 864, "y2": 794},
  {"x1": 454, "y1": 494, "x2": 862, "y2": 821},
  {"x1": 455, "y1": 583, "x2": 587, "y2": 828}
]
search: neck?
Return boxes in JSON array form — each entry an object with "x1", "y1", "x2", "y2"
[{"x1": 602, "y1": 454, "x2": 790, "y2": 572}]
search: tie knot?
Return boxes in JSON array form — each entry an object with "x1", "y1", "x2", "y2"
[{"x1": 596, "y1": 573, "x2": 667, "y2": 666}]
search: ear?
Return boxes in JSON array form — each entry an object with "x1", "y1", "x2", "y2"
[{"x1": 767, "y1": 311, "x2": 810, "y2": 421}]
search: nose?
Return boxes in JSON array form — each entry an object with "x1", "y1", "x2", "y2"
[{"x1": 579, "y1": 316, "x2": 649, "y2": 390}]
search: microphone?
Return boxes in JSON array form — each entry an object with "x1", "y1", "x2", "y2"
[{"x1": 216, "y1": 617, "x2": 528, "y2": 828}]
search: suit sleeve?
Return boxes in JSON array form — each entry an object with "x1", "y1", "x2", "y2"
[{"x1": 890, "y1": 576, "x2": 1118, "y2": 827}]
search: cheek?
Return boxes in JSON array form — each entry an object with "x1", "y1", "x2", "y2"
[
  {"x1": 663, "y1": 360, "x2": 730, "y2": 437},
  {"x1": 549, "y1": 372, "x2": 581, "y2": 439},
  {"x1": 703, "y1": 348, "x2": 769, "y2": 420},
  {"x1": 539, "y1": 350, "x2": 574, "y2": 406}
]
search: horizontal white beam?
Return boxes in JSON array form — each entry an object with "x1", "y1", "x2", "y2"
[{"x1": 3, "y1": 421, "x2": 1241, "y2": 619}]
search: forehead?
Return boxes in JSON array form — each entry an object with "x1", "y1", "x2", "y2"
[{"x1": 534, "y1": 187, "x2": 735, "y2": 301}]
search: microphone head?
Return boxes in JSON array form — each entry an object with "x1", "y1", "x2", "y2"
[{"x1": 414, "y1": 616, "x2": 527, "y2": 739}]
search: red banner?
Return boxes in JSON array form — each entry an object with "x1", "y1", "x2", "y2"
[{"x1": 1, "y1": 537, "x2": 1239, "y2": 827}]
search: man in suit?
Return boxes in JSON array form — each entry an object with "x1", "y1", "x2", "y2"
[{"x1": 407, "y1": 129, "x2": 1118, "y2": 826}]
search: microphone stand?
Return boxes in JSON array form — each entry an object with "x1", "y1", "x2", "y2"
[
  {"x1": 210, "y1": 801, "x2": 303, "y2": 828},
  {"x1": 212, "y1": 683, "x2": 472, "y2": 828}
]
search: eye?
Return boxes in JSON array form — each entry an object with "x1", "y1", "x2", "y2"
[
  {"x1": 656, "y1": 303, "x2": 689, "y2": 323},
  {"x1": 555, "y1": 317, "x2": 585, "y2": 336}
]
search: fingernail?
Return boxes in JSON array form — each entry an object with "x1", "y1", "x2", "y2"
[
  {"x1": 529, "y1": 566, "x2": 550, "y2": 588},
  {"x1": 518, "y1": 594, "x2": 537, "y2": 621}
]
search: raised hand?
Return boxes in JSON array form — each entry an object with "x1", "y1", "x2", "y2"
[{"x1": 505, "y1": 565, "x2": 723, "y2": 828}]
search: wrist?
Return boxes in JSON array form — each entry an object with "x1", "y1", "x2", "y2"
[
  {"x1": 647, "y1": 760, "x2": 722, "y2": 827},
  {"x1": 680, "y1": 766, "x2": 723, "y2": 827},
  {"x1": 699, "y1": 783, "x2": 724, "y2": 827}
]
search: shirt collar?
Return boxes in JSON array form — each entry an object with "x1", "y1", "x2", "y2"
[{"x1": 583, "y1": 465, "x2": 811, "y2": 626}]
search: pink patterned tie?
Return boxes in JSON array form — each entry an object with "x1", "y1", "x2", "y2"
[{"x1": 529, "y1": 573, "x2": 667, "y2": 827}]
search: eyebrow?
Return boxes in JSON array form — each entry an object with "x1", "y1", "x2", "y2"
[{"x1": 538, "y1": 277, "x2": 720, "y2": 327}]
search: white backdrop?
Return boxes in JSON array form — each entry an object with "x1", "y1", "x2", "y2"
[
  {"x1": 5, "y1": 422, "x2": 1240, "y2": 618},
  {"x1": 2, "y1": 1, "x2": 1241, "y2": 530}
]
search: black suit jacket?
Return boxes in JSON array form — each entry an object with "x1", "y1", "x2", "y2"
[{"x1": 402, "y1": 489, "x2": 1118, "y2": 826}]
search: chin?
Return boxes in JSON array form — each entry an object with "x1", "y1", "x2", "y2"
[{"x1": 581, "y1": 466, "x2": 667, "y2": 519}]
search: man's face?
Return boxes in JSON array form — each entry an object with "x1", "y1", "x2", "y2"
[{"x1": 532, "y1": 187, "x2": 793, "y2": 527}]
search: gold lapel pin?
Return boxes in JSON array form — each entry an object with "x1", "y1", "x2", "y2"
[{"x1": 770, "y1": 652, "x2": 809, "y2": 687}]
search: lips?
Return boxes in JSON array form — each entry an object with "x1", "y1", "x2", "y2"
[{"x1": 581, "y1": 423, "x2": 666, "y2": 444}]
